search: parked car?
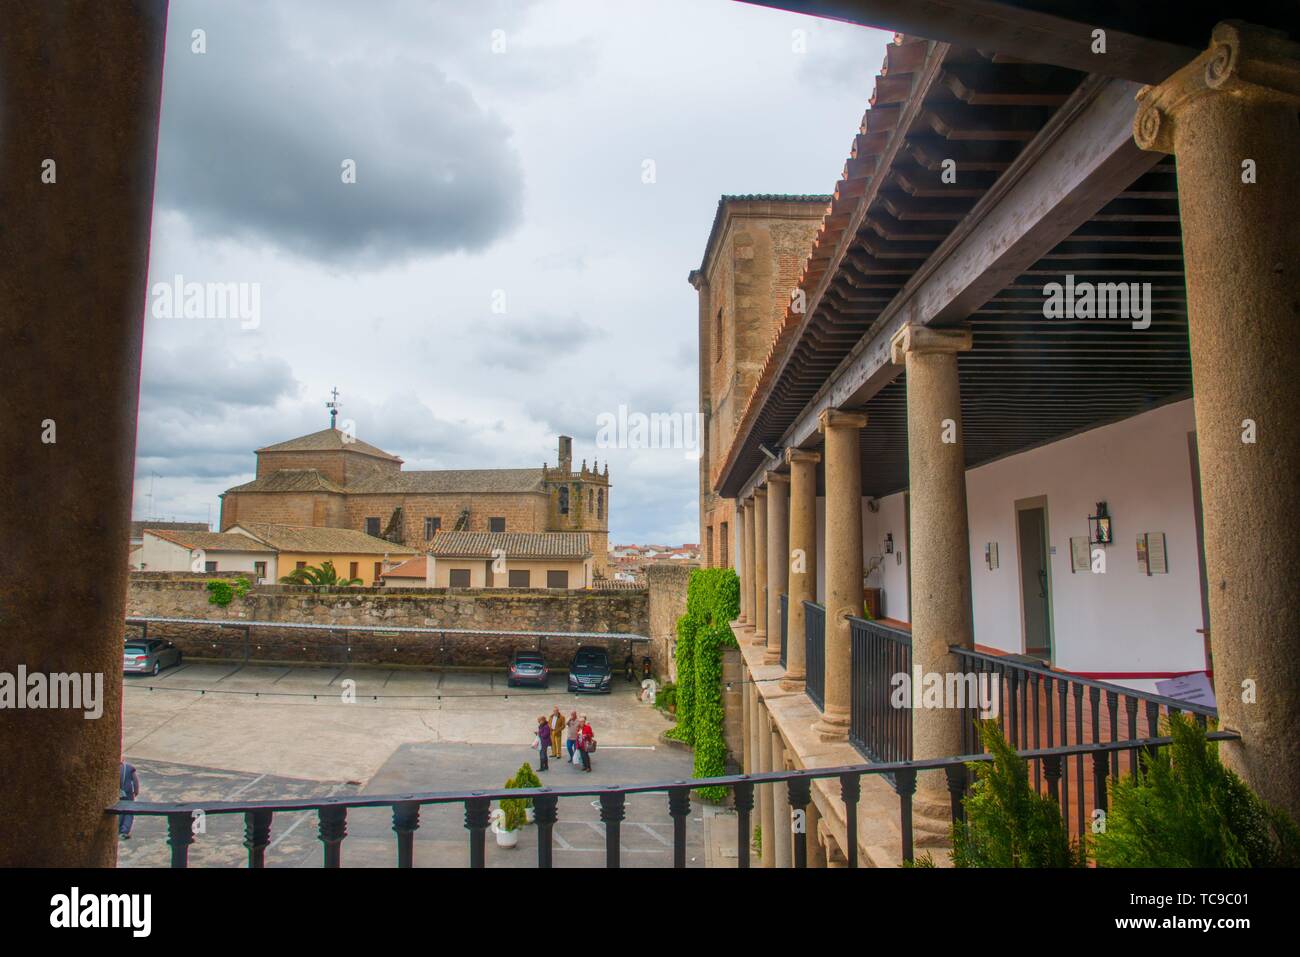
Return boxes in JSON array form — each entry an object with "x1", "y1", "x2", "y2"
[
  {"x1": 506, "y1": 650, "x2": 549, "y2": 688},
  {"x1": 567, "y1": 646, "x2": 612, "y2": 694},
  {"x1": 123, "y1": 638, "x2": 182, "y2": 676}
]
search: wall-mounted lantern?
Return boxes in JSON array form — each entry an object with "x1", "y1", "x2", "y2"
[
  {"x1": 883, "y1": 533, "x2": 894, "y2": 554},
  {"x1": 1088, "y1": 501, "x2": 1112, "y2": 547}
]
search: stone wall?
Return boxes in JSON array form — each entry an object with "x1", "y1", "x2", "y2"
[
  {"x1": 126, "y1": 575, "x2": 648, "y2": 670},
  {"x1": 645, "y1": 563, "x2": 694, "y2": 681}
]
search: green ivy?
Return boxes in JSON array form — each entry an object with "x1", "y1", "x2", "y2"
[
  {"x1": 206, "y1": 576, "x2": 250, "y2": 607},
  {"x1": 668, "y1": 568, "x2": 739, "y2": 801}
]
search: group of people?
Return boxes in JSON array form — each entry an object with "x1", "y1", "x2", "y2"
[{"x1": 535, "y1": 706, "x2": 594, "y2": 773}]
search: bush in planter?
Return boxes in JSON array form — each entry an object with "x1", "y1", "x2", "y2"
[
  {"x1": 656, "y1": 681, "x2": 677, "y2": 715},
  {"x1": 1093, "y1": 713, "x2": 1300, "y2": 868},
  {"x1": 510, "y1": 762, "x2": 542, "y2": 810},
  {"x1": 951, "y1": 720, "x2": 1086, "y2": 868},
  {"x1": 500, "y1": 764, "x2": 539, "y2": 833}
]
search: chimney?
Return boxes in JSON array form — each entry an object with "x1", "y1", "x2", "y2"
[{"x1": 558, "y1": 435, "x2": 572, "y2": 473}]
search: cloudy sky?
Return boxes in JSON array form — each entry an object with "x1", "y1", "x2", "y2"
[{"x1": 135, "y1": 0, "x2": 891, "y2": 543}]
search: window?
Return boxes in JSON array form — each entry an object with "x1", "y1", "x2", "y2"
[
  {"x1": 424, "y1": 516, "x2": 441, "y2": 539},
  {"x1": 296, "y1": 561, "x2": 307, "y2": 570},
  {"x1": 349, "y1": 561, "x2": 359, "y2": 580},
  {"x1": 705, "y1": 527, "x2": 714, "y2": 567},
  {"x1": 546, "y1": 569, "x2": 569, "y2": 589},
  {"x1": 558, "y1": 486, "x2": 569, "y2": 515},
  {"x1": 508, "y1": 569, "x2": 530, "y2": 587},
  {"x1": 449, "y1": 568, "x2": 471, "y2": 588},
  {"x1": 365, "y1": 517, "x2": 380, "y2": 536},
  {"x1": 204, "y1": 561, "x2": 218, "y2": 573},
  {"x1": 254, "y1": 561, "x2": 267, "y2": 581},
  {"x1": 597, "y1": 488, "x2": 604, "y2": 520},
  {"x1": 720, "y1": 521, "x2": 729, "y2": 567},
  {"x1": 489, "y1": 517, "x2": 506, "y2": 533},
  {"x1": 714, "y1": 307, "x2": 723, "y2": 362},
  {"x1": 373, "y1": 561, "x2": 382, "y2": 581}
]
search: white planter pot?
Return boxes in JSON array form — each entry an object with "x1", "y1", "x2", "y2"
[
  {"x1": 525, "y1": 806, "x2": 536, "y2": 824},
  {"x1": 495, "y1": 828, "x2": 519, "y2": 849}
]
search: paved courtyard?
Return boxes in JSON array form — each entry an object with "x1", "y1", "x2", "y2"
[{"x1": 119, "y1": 662, "x2": 733, "y2": 867}]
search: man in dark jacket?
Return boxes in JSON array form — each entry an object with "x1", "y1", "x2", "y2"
[{"x1": 119, "y1": 761, "x2": 140, "y2": 839}]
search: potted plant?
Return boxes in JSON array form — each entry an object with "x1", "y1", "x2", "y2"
[{"x1": 511, "y1": 763, "x2": 542, "y2": 823}]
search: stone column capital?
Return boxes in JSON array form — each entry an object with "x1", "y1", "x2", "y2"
[
  {"x1": 784, "y1": 447, "x2": 821, "y2": 466},
  {"x1": 766, "y1": 471, "x2": 790, "y2": 486},
  {"x1": 889, "y1": 323, "x2": 973, "y2": 365},
  {"x1": 742, "y1": 495, "x2": 755, "y2": 507},
  {"x1": 1134, "y1": 20, "x2": 1300, "y2": 153},
  {"x1": 817, "y1": 408, "x2": 868, "y2": 433},
  {"x1": 753, "y1": 485, "x2": 768, "y2": 499}
]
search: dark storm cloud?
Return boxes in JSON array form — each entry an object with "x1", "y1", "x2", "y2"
[{"x1": 155, "y1": 0, "x2": 525, "y2": 265}]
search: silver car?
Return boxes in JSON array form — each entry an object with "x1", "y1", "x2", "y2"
[{"x1": 123, "y1": 638, "x2": 182, "y2": 676}]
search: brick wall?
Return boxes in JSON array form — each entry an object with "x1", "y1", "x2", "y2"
[
  {"x1": 344, "y1": 492, "x2": 550, "y2": 543},
  {"x1": 220, "y1": 490, "x2": 347, "y2": 530},
  {"x1": 126, "y1": 575, "x2": 649, "y2": 670}
]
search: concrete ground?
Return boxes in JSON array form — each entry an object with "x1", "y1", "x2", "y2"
[{"x1": 119, "y1": 662, "x2": 729, "y2": 867}]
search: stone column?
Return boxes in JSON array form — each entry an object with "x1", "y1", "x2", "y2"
[
  {"x1": 782, "y1": 449, "x2": 819, "y2": 691},
  {"x1": 752, "y1": 486, "x2": 768, "y2": 643},
  {"x1": 1133, "y1": 21, "x2": 1300, "y2": 818},
  {"x1": 771, "y1": 729, "x2": 792, "y2": 868},
  {"x1": 741, "y1": 664, "x2": 752, "y2": 774},
  {"x1": 735, "y1": 501, "x2": 748, "y2": 623},
  {"x1": 742, "y1": 498, "x2": 757, "y2": 631},
  {"x1": 890, "y1": 324, "x2": 974, "y2": 811},
  {"x1": 758, "y1": 700, "x2": 775, "y2": 867},
  {"x1": 0, "y1": 2, "x2": 166, "y2": 867},
  {"x1": 764, "y1": 474, "x2": 790, "y2": 664},
  {"x1": 813, "y1": 409, "x2": 868, "y2": 740}
]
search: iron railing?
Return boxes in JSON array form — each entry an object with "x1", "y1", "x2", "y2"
[
  {"x1": 107, "y1": 731, "x2": 1238, "y2": 868},
  {"x1": 951, "y1": 646, "x2": 1218, "y2": 840},
  {"x1": 803, "y1": 601, "x2": 825, "y2": 711},
  {"x1": 849, "y1": 617, "x2": 912, "y2": 769},
  {"x1": 779, "y1": 593, "x2": 788, "y2": 668}
]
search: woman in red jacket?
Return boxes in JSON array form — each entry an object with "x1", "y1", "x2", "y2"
[{"x1": 577, "y1": 716, "x2": 594, "y2": 772}]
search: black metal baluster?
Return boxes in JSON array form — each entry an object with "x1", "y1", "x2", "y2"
[
  {"x1": 534, "y1": 793, "x2": 558, "y2": 868},
  {"x1": 1057, "y1": 677, "x2": 1069, "y2": 820},
  {"x1": 1007, "y1": 666, "x2": 1019, "y2": 746},
  {"x1": 733, "y1": 780, "x2": 754, "y2": 869},
  {"x1": 318, "y1": 806, "x2": 346, "y2": 868},
  {"x1": 786, "y1": 774, "x2": 811, "y2": 868},
  {"x1": 1145, "y1": 700, "x2": 1161, "y2": 769},
  {"x1": 1125, "y1": 696, "x2": 1139, "y2": 777},
  {"x1": 600, "y1": 790, "x2": 626, "y2": 868},
  {"x1": 167, "y1": 811, "x2": 194, "y2": 869},
  {"x1": 464, "y1": 796, "x2": 490, "y2": 869},
  {"x1": 243, "y1": 809, "x2": 271, "y2": 869},
  {"x1": 1091, "y1": 749, "x2": 1110, "y2": 862},
  {"x1": 392, "y1": 801, "x2": 419, "y2": 869},
  {"x1": 895, "y1": 767, "x2": 917, "y2": 864},
  {"x1": 1044, "y1": 754, "x2": 1062, "y2": 808},
  {"x1": 945, "y1": 764, "x2": 968, "y2": 825},
  {"x1": 1074, "y1": 684, "x2": 1085, "y2": 837},
  {"x1": 667, "y1": 786, "x2": 691, "y2": 869},
  {"x1": 1030, "y1": 671, "x2": 1041, "y2": 791},
  {"x1": 840, "y1": 772, "x2": 860, "y2": 869},
  {"x1": 1106, "y1": 690, "x2": 1120, "y2": 779}
]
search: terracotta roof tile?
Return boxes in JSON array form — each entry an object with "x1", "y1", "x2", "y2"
[
  {"x1": 428, "y1": 532, "x2": 592, "y2": 560},
  {"x1": 232, "y1": 523, "x2": 416, "y2": 555},
  {"x1": 256, "y1": 428, "x2": 403, "y2": 462},
  {"x1": 145, "y1": 528, "x2": 277, "y2": 553}
]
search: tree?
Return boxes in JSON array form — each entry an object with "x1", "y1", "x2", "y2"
[{"x1": 278, "y1": 560, "x2": 362, "y2": 587}]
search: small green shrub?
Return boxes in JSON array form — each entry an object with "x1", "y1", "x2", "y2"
[
  {"x1": 206, "y1": 576, "x2": 250, "y2": 607},
  {"x1": 655, "y1": 681, "x2": 677, "y2": 714},
  {"x1": 951, "y1": 720, "x2": 1085, "y2": 868},
  {"x1": 500, "y1": 763, "x2": 539, "y2": 831},
  {"x1": 752, "y1": 824, "x2": 762, "y2": 856},
  {"x1": 1093, "y1": 714, "x2": 1300, "y2": 868}
]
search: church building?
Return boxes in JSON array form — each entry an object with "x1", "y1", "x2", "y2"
[{"x1": 218, "y1": 419, "x2": 611, "y2": 577}]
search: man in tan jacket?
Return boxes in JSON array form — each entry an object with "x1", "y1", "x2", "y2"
[{"x1": 549, "y1": 706, "x2": 566, "y2": 758}]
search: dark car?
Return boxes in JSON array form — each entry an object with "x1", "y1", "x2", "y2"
[
  {"x1": 123, "y1": 638, "x2": 182, "y2": 676},
  {"x1": 567, "y1": 646, "x2": 612, "y2": 694},
  {"x1": 507, "y1": 650, "x2": 549, "y2": 688}
]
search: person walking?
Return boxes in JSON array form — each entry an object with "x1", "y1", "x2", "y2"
[
  {"x1": 549, "y1": 706, "x2": 566, "y2": 759},
  {"x1": 119, "y1": 760, "x2": 140, "y2": 839},
  {"x1": 565, "y1": 709, "x2": 580, "y2": 763},
  {"x1": 577, "y1": 715, "x2": 594, "y2": 773},
  {"x1": 536, "y1": 716, "x2": 551, "y2": 772}
]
